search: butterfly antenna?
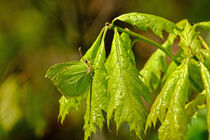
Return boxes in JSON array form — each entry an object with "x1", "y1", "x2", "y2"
[{"x1": 78, "y1": 47, "x2": 85, "y2": 62}]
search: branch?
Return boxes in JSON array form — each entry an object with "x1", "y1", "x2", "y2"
[
  {"x1": 107, "y1": 24, "x2": 180, "y2": 65},
  {"x1": 106, "y1": 24, "x2": 202, "y2": 93}
]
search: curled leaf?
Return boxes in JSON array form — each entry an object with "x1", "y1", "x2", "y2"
[
  {"x1": 179, "y1": 20, "x2": 202, "y2": 58},
  {"x1": 185, "y1": 90, "x2": 206, "y2": 122},
  {"x1": 158, "y1": 59, "x2": 189, "y2": 140},
  {"x1": 140, "y1": 49, "x2": 167, "y2": 92},
  {"x1": 145, "y1": 61, "x2": 182, "y2": 131}
]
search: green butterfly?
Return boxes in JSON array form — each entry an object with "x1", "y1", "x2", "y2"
[{"x1": 45, "y1": 60, "x2": 92, "y2": 97}]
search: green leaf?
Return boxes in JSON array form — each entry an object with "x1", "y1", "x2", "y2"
[
  {"x1": 145, "y1": 61, "x2": 184, "y2": 131},
  {"x1": 113, "y1": 12, "x2": 181, "y2": 39},
  {"x1": 84, "y1": 28, "x2": 109, "y2": 140},
  {"x1": 139, "y1": 49, "x2": 166, "y2": 92},
  {"x1": 45, "y1": 61, "x2": 91, "y2": 97},
  {"x1": 199, "y1": 49, "x2": 210, "y2": 68},
  {"x1": 179, "y1": 20, "x2": 202, "y2": 58},
  {"x1": 200, "y1": 62, "x2": 210, "y2": 139},
  {"x1": 82, "y1": 28, "x2": 105, "y2": 65},
  {"x1": 159, "y1": 20, "x2": 188, "y2": 85},
  {"x1": 185, "y1": 91, "x2": 206, "y2": 122},
  {"x1": 161, "y1": 61, "x2": 177, "y2": 86},
  {"x1": 186, "y1": 108, "x2": 208, "y2": 140},
  {"x1": 188, "y1": 59, "x2": 203, "y2": 91},
  {"x1": 58, "y1": 95, "x2": 86, "y2": 124},
  {"x1": 105, "y1": 28, "x2": 151, "y2": 139},
  {"x1": 139, "y1": 34, "x2": 177, "y2": 92},
  {"x1": 195, "y1": 21, "x2": 210, "y2": 31},
  {"x1": 179, "y1": 20, "x2": 204, "y2": 92},
  {"x1": 120, "y1": 32, "x2": 135, "y2": 64},
  {"x1": 158, "y1": 59, "x2": 189, "y2": 140},
  {"x1": 50, "y1": 28, "x2": 105, "y2": 125}
]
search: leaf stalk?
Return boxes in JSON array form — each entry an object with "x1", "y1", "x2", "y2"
[{"x1": 107, "y1": 24, "x2": 180, "y2": 65}]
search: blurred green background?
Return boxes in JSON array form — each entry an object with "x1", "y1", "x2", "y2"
[{"x1": 0, "y1": 0, "x2": 209, "y2": 140}]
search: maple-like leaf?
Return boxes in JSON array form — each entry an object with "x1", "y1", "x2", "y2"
[
  {"x1": 105, "y1": 28, "x2": 151, "y2": 139},
  {"x1": 83, "y1": 28, "x2": 109, "y2": 140},
  {"x1": 158, "y1": 59, "x2": 189, "y2": 140}
]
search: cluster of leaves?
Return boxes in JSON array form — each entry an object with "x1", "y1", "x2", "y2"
[{"x1": 46, "y1": 13, "x2": 210, "y2": 140}]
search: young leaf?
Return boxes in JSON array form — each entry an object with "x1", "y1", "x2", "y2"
[
  {"x1": 188, "y1": 59, "x2": 203, "y2": 91},
  {"x1": 139, "y1": 49, "x2": 166, "y2": 92},
  {"x1": 58, "y1": 95, "x2": 86, "y2": 124},
  {"x1": 185, "y1": 91, "x2": 206, "y2": 122},
  {"x1": 105, "y1": 28, "x2": 151, "y2": 139},
  {"x1": 139, "y1": 20, "x2": 189, "y2": 92},
  {"x1": 179, "y1": 20, "x2": 204, "y2": 92},
  {"x1": 82, "y1": 28, "x2": 105, "y2": 65},
  {"x1": 120, "y1": 32, "x2": 135, "y2": 64},
  {"x1": 46, "y1": 27, "x2": 104, "y2": 97},
  {"x1": 186, "y1": 108, "x2": 208, "y2": 140},
  {"x1": 200, "y1": 62, "x2": 210, "y2": 139},
  {"x1": 158, "y1": 59, "x2": 189, "y2": 140},
  {"x1": 145, "y1": 61, "x2": 183, "y2": 131},
  {"x1": 84, "y1": 28, "x2": 109, "y2": 140},
  {"x1": 50, "y1": 28, "x2": 106, "y2": 125},
  {"x1": 161, "y1": 61, "x2": 177, "y2": 86},
  {"x1": 199, "y1": 49, "x2": 210, "y2": 68},
  {"x1": 179, "y1": 20, "x2": 202, "y2": 58},
  {"x1": 112, "y1": 12, "x2": 181, "y2": 39},
  {"x1": 195, "y1": 21, "x2": 210, "y2": 30},
  {"x1": 139, "y1": 34, "x2": 177, "y2": 92},
  {"x1": 45, "y1": 61, "x2": 91, "y2": 97}
]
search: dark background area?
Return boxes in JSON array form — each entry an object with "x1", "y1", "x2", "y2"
[{"x1": 0, "y1": 0, "x2": 209, "y2": 140}]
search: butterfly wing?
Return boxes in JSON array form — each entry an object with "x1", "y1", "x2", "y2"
[{"x1": 46, "y1": 61, "x2": 91, "y2": 96}]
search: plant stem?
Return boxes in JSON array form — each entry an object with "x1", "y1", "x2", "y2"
[
  {"x1": 106, "y1": 24, "x2": 203, "y2": 92},
  {"x1": 108, "y1": 24, "x2": 180, "y2": 65}
]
